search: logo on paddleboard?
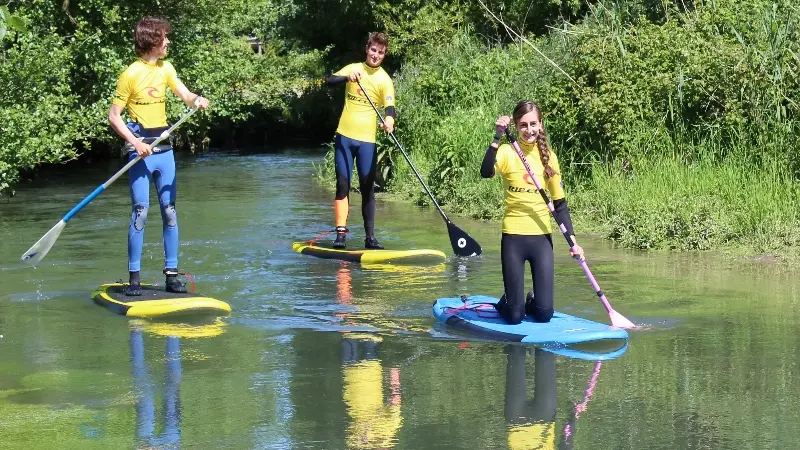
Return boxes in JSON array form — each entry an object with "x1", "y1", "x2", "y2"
[{"x1": 457, "y1": 238, "x2": 466, "y2": 248}]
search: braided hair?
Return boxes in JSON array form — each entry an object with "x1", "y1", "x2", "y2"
[{"x1": 512, "y1": 100, "x2": 557, "y2": 179}]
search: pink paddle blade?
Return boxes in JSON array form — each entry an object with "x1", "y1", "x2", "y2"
[{"x1": 610, "y1": 309, "x2": 637, "y2": 329}]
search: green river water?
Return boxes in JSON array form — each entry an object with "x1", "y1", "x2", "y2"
[{"x1": 0, "y1": 149, "x2": 798, "y2": 449}]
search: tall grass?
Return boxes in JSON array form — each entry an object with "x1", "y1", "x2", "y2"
[
  {"x1": 318, "y1": 0, "x2": 800, "y2": 259},
  {"x1": 572, "y1": 154, "x2": 800, "y2": 253}
]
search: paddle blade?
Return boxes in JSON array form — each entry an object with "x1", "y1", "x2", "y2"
[
  {"x1": 20, "y1": 220, "x2": 66, "y2": 265},
  {"x1": 446, "y1": 221, "x2": 482, "y2": 257},
  {"x1": 609, "y1": 309, "x2": 637, "y2": 329}
]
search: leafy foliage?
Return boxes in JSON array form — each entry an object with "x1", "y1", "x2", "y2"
[
  {"x1": 357, "y1": 0, "x2": 800, "y2": 255},
  {"x1": 5, "y1": 0, "x2": 800, "y2": 255},
  {"x1": 0, "y1": 0, "x2": 324, "y2": 193}
]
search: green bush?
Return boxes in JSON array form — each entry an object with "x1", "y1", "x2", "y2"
[
  {"x1": 320, "y1": 0, "x2": 800, "y2": 257},
  {"x1": 0, "y1": 0, "x2": 325, "y2": 194},
  {"x1": 0, "y1": 35, "x2": 91, "y2": 193}
]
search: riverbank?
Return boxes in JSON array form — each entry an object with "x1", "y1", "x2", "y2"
[
  {"x1": 313, "y1": 0, "x2": 800, "y2": 262},
  {"x1": 317, "y1": 150, "x2": 800, "y2": 263}
]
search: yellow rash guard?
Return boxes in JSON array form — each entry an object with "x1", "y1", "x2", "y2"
[
  {"x1": 333, "y1": 62, "x2": 396, "y2": 143},
  {"x1": 507, "y1": 423, "x2": 556, "y2": 450},
  {"x1": 495, "y1": 141, "x2": 565, "y2": 235},
  {"x1": 342, "y1": 360, "x2": 402, "y2": 448},
  {"x1": 112, "y1": 59, "x2": 186, "y2": 128}
]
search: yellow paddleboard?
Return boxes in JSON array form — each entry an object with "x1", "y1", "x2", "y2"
[
  {"x1": 92, "y1": 283, "x2": 231, "y2": 318},
  {"x1": 292, "y1": 242, "x2": 446, "y2": 264}
]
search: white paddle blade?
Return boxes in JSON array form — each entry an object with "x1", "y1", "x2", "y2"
[{"x1": 20, "y1": 220, "x2": 66, "y2": 265}]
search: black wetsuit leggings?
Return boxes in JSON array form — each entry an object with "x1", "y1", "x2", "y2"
[
  {"x1": 334, "y1": 133, "x2": 377, "y2": 236},
  {"x1": 500, "y1": 233, "x2": 555, "y2": 325},
  {"x1": 504, "y1": 345, "x2": 556, "y2": 425}
]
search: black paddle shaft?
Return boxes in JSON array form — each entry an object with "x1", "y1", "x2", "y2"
[
  {"x1": 354, "y1": 79, "x2": 482, "y2": 257},
  {"x1": 354, "y1": 79, "x2": 450, "y2": 222}
]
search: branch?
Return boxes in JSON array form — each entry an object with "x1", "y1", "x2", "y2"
[
  {"x1": 476, "y1": 0, "x2": 577, "y2": 85},
  {"x1": 62, "y1": 0, "x2": 77, "y2": 25}
]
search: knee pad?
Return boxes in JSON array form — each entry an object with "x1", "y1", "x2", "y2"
[
  {"x1": 132, "y1": 205, "x2": 149, "y2": 231},
  {"x1": 163, "y1": 203, "x2": 178, "y2": 227},
  {"x1": 358, "y1": 175, "x2": 376, "y2": 195},
  {"x1": 335, "y1": 173, "x2": 350, "y2": 200}
]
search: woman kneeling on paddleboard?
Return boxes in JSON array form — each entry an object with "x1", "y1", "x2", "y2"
[{"x1": 480, "y1": 101, "x2": 585, "y2": 325}]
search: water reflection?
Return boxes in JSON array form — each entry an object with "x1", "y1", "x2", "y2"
[
  {"x1": 129, "y1": 319, "x2": 226, "y2": 448},
  {"x1": 505, "y1": 345, "x2": 557, "y2": 450},
  {"x1": 130, "y1": 329, "x2": 182, "y2": 448},
  {"x1": 337, "y1": 264, "x2": 353, "y2": 306},
  {"x1": 504, "y1": 345, "x2": 607, "y2": 450},
  {"x1": 341, "y1": 333, "x2": 402, "y2": 449},
  {"x1": 336, "y1": 259, "x2": 404, "y2": 448},
  {"x1": 334, "y1": 261, "x2": 440, "y2": 334},
  {"x1": 560, "y1": 360, "x2": 602, "y2": 450}
]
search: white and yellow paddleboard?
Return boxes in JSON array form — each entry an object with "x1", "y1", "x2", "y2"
[
  {"x1": 92, "y1": 283, "x2": 231, "y2": 318},
  {"x1": 292, "y1": 242, "x2": 446, "y2": 264}
]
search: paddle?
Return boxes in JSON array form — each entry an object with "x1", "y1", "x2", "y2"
[
  {"x1": 20, "y1": 106, "x2": 199, "y2": 266},
  {"x1": 561, "y1": 360, "x2": 602, "y2": 448},
  {"x1": 504, "y1": 129, "x2": 636, "y2": 329},
  {"x1": 355, "y1": 78, "x2": 482, "y2": 257}
]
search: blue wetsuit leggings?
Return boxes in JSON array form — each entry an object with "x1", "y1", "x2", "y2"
[
  {"x1": 127, "y1": 150, "x2": 179, "y2": 272},
  {"x1": 334, "y1": 133, "x2": 377, "y2": 236}
]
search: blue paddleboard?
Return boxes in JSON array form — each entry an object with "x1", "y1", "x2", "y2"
[{"x1": 433, "y1": 295, "x2": 629, "y2": 345}]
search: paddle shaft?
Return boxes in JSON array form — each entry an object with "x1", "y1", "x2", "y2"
[
  {"x1": 563, "y1": 361, "x2": 602, "y2": 443},
  {"x1": 62, "y1": 107, "x2": 198, "y2": 223},
  {"x1": 354, "y1": 79, "x2": 452, "y2": 224},
  {"x1": 504, "y1": 129, "x2": 616, "y2": 315}
]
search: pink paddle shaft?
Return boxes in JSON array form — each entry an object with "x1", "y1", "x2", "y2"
[
  {"x1": 563, "y1": 361, "x2": 602, "y2": 440},
  {"x1": 504, "y1": 129, "x2": 635, "y2": 329}
]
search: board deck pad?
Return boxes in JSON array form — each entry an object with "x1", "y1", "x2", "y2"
[
  {"x1": 104, "y1": 284, "x2": 199, "y2": 302},
  {"x1": 292, "y1": 242, "x2": 446, "y2": 264},
  {"x1": 92, "y1": 283, "x2": 231, "y2": 318},
  {"x1": 433, "y1": 295, "x2": 629, "y2": 345}
]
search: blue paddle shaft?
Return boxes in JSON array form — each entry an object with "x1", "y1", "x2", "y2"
[
  {"x1": 63, "y1": 185, "x2": 105, "y2": 222},
  {"x1": 61, "y1": 155, "x2": 141, "y2": 223},
  {"x1": 60, "y1": 108, "x2": 197, "y2": 223}
]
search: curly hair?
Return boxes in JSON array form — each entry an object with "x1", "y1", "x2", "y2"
[
  {"x1": 512, "y1": 100, "x2": 557, "y2": 179},
  {"x1": 367, "y1": 32, "x2": 389, "y2": 49},
  {"x1": 135, "y1": 17, "x2": 170, "y2": 58}
]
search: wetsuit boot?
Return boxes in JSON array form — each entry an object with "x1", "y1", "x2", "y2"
[
  {"x1": 524, "y1": 290, "x2": 536, "y2": 316},
  {"x1": 126, "y1": 271, "x2": 142, "y2": 296},
  {"x1": 164, "y1": 268, "x2": 187, "y2": 294},
  {"x1": 364, "y1": 235, "x2": 384, "y2": 250},
  {"x1": 333, "y1": 226, "x2": 348, "y2": 249},
  {"x1": 494, "y1": 293, "x2": 508, "y2": 313}
]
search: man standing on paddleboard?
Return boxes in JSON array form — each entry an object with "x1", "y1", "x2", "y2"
[
  {"x1": 324, "y1": 32, "x2": 397, "y2": 250},
  {"x1": 108, "y1": 17, "x2": 209, "y2": 296}
]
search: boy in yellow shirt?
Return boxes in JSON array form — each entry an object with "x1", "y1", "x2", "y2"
[{"x1": 325, "y1": 32, "x2": 396, "y2": 249}]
